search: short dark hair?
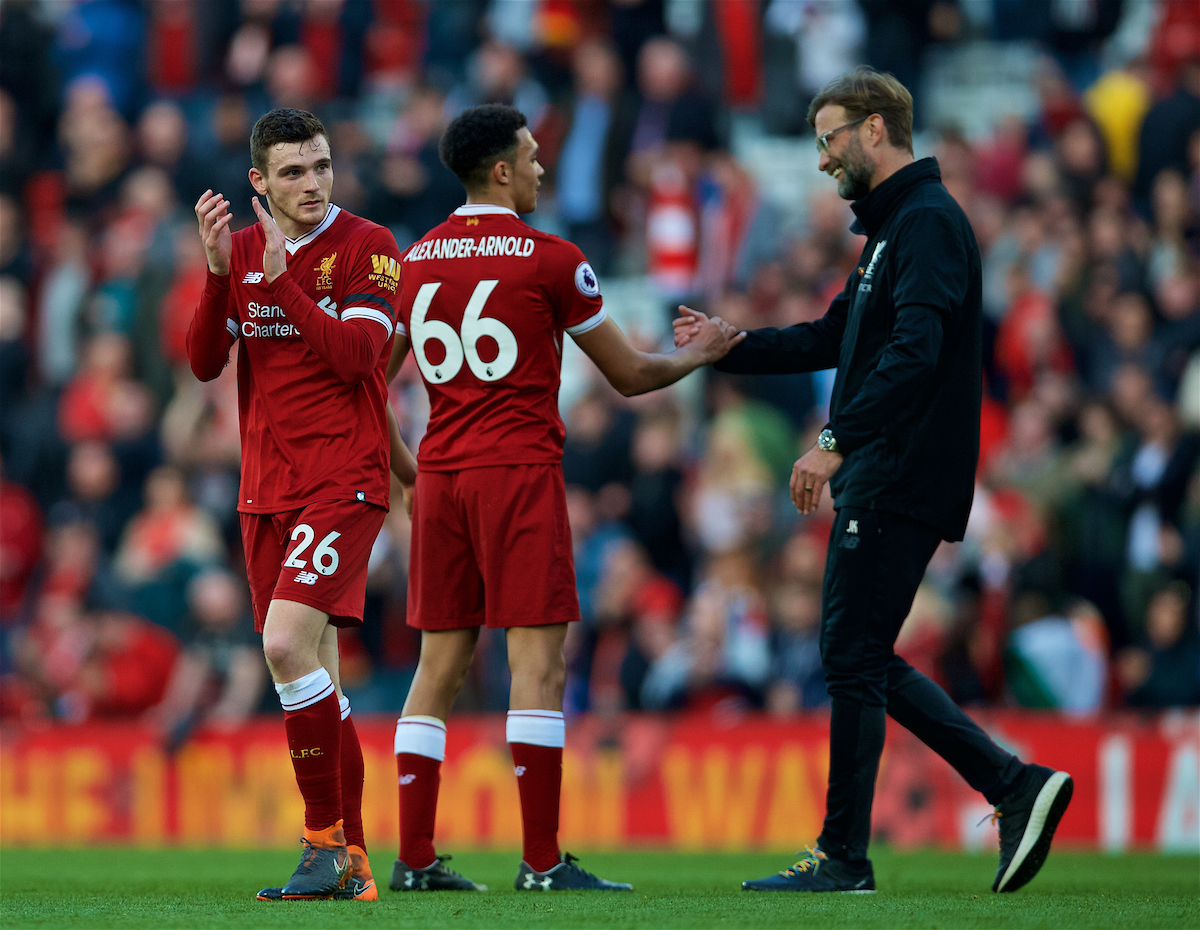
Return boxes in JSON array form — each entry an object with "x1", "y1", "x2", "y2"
[
  {"x1": 807, "y1": 67, "x2": 913, "y2": 154},
  {"x1": 250, "y1": 108, "x2": 328, "y2": 173},
  {"x1": 439, "y1": 104, "x2": 528, "y2": 190}
]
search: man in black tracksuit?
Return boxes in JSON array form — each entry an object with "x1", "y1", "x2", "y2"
[{"x1": 675, "y1": 68, "x2": 1073, "y2": 894}]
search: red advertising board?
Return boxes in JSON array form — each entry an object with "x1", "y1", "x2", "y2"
[{"x1": 1, "y1": 711, "x2": 1196, "y2": 852}]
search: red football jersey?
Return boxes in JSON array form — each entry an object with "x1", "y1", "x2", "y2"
[
  {"x1": 188, "y1": 204, "x2": 401, "y2": 513},
  {"x1": 397, "y1": 204, "x2": 605, "y2": 470}
]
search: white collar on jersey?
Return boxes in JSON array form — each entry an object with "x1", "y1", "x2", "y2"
[
  {"x1": 285, "y1": 203, "x2": 341, "y2": 255},
  {"x1": 454, "y1": 204, "x2": 519, "y2": 218}
]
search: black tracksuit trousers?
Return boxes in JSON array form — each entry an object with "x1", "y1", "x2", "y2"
[{"x1": 816, "y1": 507, "x2": 1027, "y2": 863}]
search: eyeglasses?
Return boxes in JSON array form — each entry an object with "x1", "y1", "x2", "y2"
[{"x1": 816, "y1": 115, "x2": 870, "y2": 153}]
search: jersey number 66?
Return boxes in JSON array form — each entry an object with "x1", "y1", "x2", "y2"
[{"x1": 409, "y1": 280, "x2": 518, "y2": 384}]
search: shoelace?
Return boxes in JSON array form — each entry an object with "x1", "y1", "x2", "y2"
[
  {"x1": 434, "y1": 855, "x2": 468, "y2": 879},
  {"x1": 295, "y1": 839, "x2": 321, "y2": 873},
  {"x1": 781, "y1": 846, "x2": 827, "y2": 877},
  {"x1": 977, "y1": 809, "x2": 1001, "y2": 829},
  {"x1": 561, "y1": 852, "x2": 597, "y2": 879}
]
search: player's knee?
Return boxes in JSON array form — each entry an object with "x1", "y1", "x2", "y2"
[
  {"x1": 514, "y1": 653, "x2": 565, "y2": 696},
  {"x1": 262, "y1": 633, "x2": 305, "y2": 680}
]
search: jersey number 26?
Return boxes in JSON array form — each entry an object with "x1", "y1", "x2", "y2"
[{"x1": 409, "y1": 280, "x2": 518, "y2": 383}]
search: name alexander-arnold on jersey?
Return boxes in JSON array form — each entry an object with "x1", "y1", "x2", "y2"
[{"x1": 405, "y1": 235, "x2": 536, "y2": 262}]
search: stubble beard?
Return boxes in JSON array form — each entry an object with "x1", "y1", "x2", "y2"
[{"x1": 836, "y1": 136, "x2": 875, "y2": 201}]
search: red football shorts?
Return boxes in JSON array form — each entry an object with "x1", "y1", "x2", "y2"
[
  {"x1": 408, "y1": 464, "x2": 581, "y2": 629},
  {"x1": 240, "y1": 498, "x2": 387, "y2": 633}
]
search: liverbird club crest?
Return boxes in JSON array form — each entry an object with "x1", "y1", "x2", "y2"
[{"x1": 315, "y1": 252, "x2": 337, "y2": 290}]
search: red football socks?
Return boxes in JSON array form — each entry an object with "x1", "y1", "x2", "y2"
[
  {"x1": 340, "y1": 697, "x2": 366, "y2": 852},
  {"x1": 277, "y1": 668, "x2": 343, "y2": 836},
  {"x1": 507, "y1": 710, "x2": 565, "y2": 874},
  {"x1": 395, "y1": 715, "x2": 447, "y2": 869}
]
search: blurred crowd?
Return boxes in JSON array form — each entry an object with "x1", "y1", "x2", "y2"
[{"x1": 1, "y1": 0, "x2": 1198, "y2": 733}]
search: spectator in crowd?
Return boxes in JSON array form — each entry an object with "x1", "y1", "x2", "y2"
[
  {"x1": 764, "y1": 528, "x2": 829, "y2": 714},
  {"x1": 0, "y1": 457, "x2": 42, "y2": 624},
  {"x1": 589, "y1": 538, "x2": 684, "y2": 713},
  {"x1": 0, "y1": 0, "x2": 1196, "y2": 723},
  {"x1": 113, "y1": 465, "x2": 224, "y2": 633},
  {"x1": 1134, "y1": 58, "x2": 1200, "y2": 214},
  {"x1": 556, "y1": 39, "x2": 626, "y2": 275},
  {"x1": 641, "y1": 550, "x2": 771, "y2": 711},
  {"x1": 147, "y1": 569, "x2": 266, "y2": 743},
  {"x1": 1116, "y1": 581, "x2": 1200, "y2": 707}
]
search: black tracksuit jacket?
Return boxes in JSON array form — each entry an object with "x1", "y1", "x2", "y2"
[{"x1": 715, "y1": 158, "x2": 982, "y2": 541}]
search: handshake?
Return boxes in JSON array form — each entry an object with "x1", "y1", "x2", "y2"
[{"x1": 672, "y1": 306, "x2": 745, "y2": 361}]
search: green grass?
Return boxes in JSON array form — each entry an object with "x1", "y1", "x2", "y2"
[{"x1": 1, "y1": 848, "x2": 1197, "y2": 929}]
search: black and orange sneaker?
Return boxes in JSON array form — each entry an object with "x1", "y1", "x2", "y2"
[
  {"x1": 258, "y1": 842, "x2": 369, "y2": 901},
  {"x1": 275, "y1": 832, "x2": 349, "y2": 900},
  {"x1": 335, "y1": 846, "x2": 378, "y2": 901}
]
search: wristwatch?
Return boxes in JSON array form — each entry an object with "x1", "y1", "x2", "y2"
[{"x1": 818, "y1": 428, "x2": 840, "y2": 454}]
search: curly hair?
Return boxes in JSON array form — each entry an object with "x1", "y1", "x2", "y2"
[
  {"x1": 807, "y1": 67, "x2": 913, "y2": 154},
  {"x1": 439, "y1": 104, "x2": 528, "y2": 190},
  {"x1": 250, "y1": 108, "x2": 328, "y2": 174}
]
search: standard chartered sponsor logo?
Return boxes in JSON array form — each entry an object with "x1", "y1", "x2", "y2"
[
  {"x1": 404, "y1": 235, "x2": 535, "y2": 262},
  {"x1": 242, "y1": 302, "x2": 299, "y2": 338}
]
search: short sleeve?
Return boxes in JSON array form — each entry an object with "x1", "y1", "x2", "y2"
[
  {"x1": 341, "y1": 227, "x2": 402, "y2": 338},
  {"x1": 543, "y1": 237, "x2": 606, "y2": 335}
]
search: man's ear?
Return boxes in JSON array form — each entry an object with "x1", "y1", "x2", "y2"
[
  {"x1": 249, "y1": 167, "x2": 268, "y2": 196},
  {"x1": 867, "y1": 114, "x2": 888, "y2": 149},
  {"x1": 491, "y1": 158, "x2": 511, "y2": 187}
]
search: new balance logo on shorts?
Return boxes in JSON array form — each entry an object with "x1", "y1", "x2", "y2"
[
  {"x1": 399, "y1": 774, "x2": 416, "y2": 785},
  {"x1": 242, "y1": 271, "x2": 264, "y2": 283},
  {"x1": 514, "y1": 766, "x2": 527, "y2": 776},
  {"x1": 293, "y1": 570, "x2": 319, "y2": 585}
]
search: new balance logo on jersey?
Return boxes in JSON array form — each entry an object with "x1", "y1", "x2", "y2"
[
  {"x1": 294, "y1": 571, "x2": 319, "y2": 585},
  {"x1": 242, "y1": 271, "x2": 264, "y2": 283},
  {"x1": 399, "y1": 774, "x2": 416, "y2": 785}
]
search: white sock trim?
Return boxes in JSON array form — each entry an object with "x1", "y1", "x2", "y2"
[
  {"x1": 339, "y1": 695, "x2": 351, "y2": 720},
  {"x1": 275, "y1": 668, "x2": 335, "y2": 711},
  {"x1": 395, "y1": 715, "x2": 447, "y2": 761},
  {"x1": 506, "y1": 710, "x2": 565, "y2": 748}
]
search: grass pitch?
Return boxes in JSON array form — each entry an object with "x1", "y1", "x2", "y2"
[{"x1": 1, "y1": 848, "x2": 1197, "y2": 929}]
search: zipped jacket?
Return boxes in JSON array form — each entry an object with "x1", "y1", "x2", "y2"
[{"x1": 715, "y1": 157, "x2": 982, "y2": 541}]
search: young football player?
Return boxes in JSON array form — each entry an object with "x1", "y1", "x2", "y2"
[
  {"x1": 386, "y1": 104, "x2": 743, "y2": 894},
  {"x1": 189, "y1": 107, "x2": 416, "y2": 901}
]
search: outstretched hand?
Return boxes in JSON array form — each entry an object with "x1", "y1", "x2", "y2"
[
  {"x1": 252, "y1": 197, "x2": 288, "y2": 283},
  {"x1": 673, "y1": 305, "x2": 708, "y2": 348},
  {"x1": 674, "y1": 305, "x2": 745, "y2": 362},
  {"x1": 195, "y1": 189, "x2": 232, "y2": 275}
]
